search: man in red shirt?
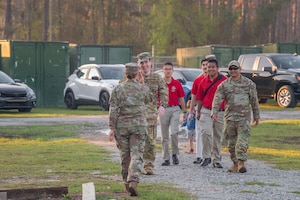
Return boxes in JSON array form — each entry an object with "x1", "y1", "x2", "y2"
[
  {"x1": 160, "y1": 62, "x2": 187, "y2": 166},
  {"x1": 196, "y1": 58, "x2": 227, "y2": 168},
  {"x1": 189, "y1": 58, "x2": 208, "y2": 164}
]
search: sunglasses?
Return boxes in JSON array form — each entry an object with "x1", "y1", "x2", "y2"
[{"x1": 229, "y1": 66, "x2": 239, "y2": 71}]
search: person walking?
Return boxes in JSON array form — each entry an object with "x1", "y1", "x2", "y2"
[
  {"x1": 136, "y1": 52, "x2": 168, "y2": 175},
  {"x1": 196, "y1": 58, "x2": 227, "y2": 168},
  {"x1": 189, "y1": 58, "x2": 208, "y2": 164},
  {"x1": 211, "y1": 60, "x2": 260, "y2": 173},
  {"x1": 160, "y1": 62, "x2": 187, "y2": 166},
  {"x1": 108, "y1": 62, "x2": 152, "y2": 196},
  {"x1": 181, "y1": 100, "x2": 196, "y2": 153}
]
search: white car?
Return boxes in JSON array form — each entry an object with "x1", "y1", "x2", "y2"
[{"x1": 63, "y1": 64, "x2": 125, "y2": 111}]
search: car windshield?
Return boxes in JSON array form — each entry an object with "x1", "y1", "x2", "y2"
[
  {"x1": 99, "y1": 67, "x2": 124, "y2": 80},
  {"x1": 180, "y1": 69, "x2": 201, "y2": 81},
  {"x1": 0, "y1": 71, "x2": 14, "y2": 84},
  {"x1": 272, "y1": 55, "x2": 300, "y2": 69}
]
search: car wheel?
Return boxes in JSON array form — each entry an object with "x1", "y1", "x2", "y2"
[
  {"x1": 276, "y1": 85, "x2": 297, "y2": 108},
  {"x1": 18, "y1": 108, "x2": 32, "y2": 112},
  {"x1": 259, "y1": 98, "x2": 267, "y2": 104},
  {"x1": 100, "y1": 92, "x2": 110, "y2": 111},
  {"x1": 65, "y1": 91, "x2": 78, "y2": 109}
]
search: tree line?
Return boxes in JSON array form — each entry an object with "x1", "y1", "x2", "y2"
[{"x1": 0, "y1": 0, "x2": 299, "y2": 55}]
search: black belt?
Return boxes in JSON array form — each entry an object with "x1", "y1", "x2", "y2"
[
  {"x1": 203, "y1": 106, "x2": 225, "y2": 112},
  {"x1": 167, "y1": 105, "x2": 179, "y2": 107}
]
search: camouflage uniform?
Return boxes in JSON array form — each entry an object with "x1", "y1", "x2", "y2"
[
  {"x1": 121, "y1": 52, "x2": 168, "y2": 173},
  {"x1": 212, "y1": 74, "x2": 260, "y2": 163},
  {"x1": 108, "y1": 63, "x2": 152, "y2": 184},
  {"x1": 142, "y1": 72, "x2": 168, "y2": 172}
]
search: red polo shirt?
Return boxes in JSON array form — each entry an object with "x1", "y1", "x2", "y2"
[
  {"x1": 191, "y1": 74, "x2": 205, "y2": 95},
  {"x1": 196, "y1": 73, "x2": 227, "y2": 109},
  {"x1": 167, "y1": 77, "x2": 185, "y2": 106}
]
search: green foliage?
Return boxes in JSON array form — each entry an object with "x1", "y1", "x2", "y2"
[
  {"x1": 148, "y1": 0, "x2": 213, "y2": 55},
  {"x1": 0, "y1": 1, "x2": 298, "y2": 54}
]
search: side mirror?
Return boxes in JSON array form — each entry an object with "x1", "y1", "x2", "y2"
[{"x1": 177, "y1": 79, "x2": 186, "y2": 85}]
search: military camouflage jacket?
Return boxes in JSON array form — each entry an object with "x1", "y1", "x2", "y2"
[
  {"x1": 212, "y1": 75, "x2": 260, "y2": 121},
  {"x1": 108, "y1": 79, "x2": 152, "y2": 130},
  {"x1": 120, "y1": 73, "x2": 168, "y2": 124},
  {"x1": 143, "y1": 73, "x2": 168, "y2": 121}
]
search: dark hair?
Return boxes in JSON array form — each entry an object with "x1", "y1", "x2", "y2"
[
  {"x1": 164, "y1": 62, "x2": 173, "y2": 67},
  {"x1": 200, "y1": 58, "x2": 208, "y2": 64},
  {"x1": 207, "y1": 58, "x2": 219, "y2": 68}
]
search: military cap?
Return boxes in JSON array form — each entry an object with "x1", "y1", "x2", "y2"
[
  {"x1": 228, "y1": 60, "x2": 240, "y2": 68},
  {"x1": 137, "y1": 52, "x2": 151, "y2": 63},
  {"x1": 205, "y1": 54, "x2": 216, "y2": 60},
  {"x1": 125, "y1": 62, "x2": 139, "y2": 74}
]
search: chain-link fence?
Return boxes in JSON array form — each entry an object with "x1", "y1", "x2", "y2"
[{"x1": 132, "y1": 56, "x2": 177, "y2": 71}]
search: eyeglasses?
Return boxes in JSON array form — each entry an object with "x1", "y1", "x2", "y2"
[
  {"x1": 229, "y1": 67, "x2": 239, "y2": 71},
  {"x1": 163, "y1": 68, "x2": 173, "y2": 70}
]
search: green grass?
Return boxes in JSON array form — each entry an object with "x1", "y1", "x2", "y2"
[
  {"x1": 0, "y1": 106, "x2": 107, "y2": 117},
  {"x1": 245, "y1": 181, "x2": 279, "y2": 187},
  {"x1": 243, "y1": 119, "x2": 300, "y2": 170},
  {"x1": 0, "y1": 100, "x2": 299, "y2": 118},
  {"x1": 259, "y1": 99, "x2": 300, "y2": 111}
]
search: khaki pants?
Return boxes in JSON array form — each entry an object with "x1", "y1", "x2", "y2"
[
  {"x1": 160, "y1": 106, "x2": 180, "y2": 160},
  {"x1": 199, "y1": 107, "x2": 224, "y2": 163},
  {"x1": 195, "y1": 109, "x2": 203, "y2": 158}
]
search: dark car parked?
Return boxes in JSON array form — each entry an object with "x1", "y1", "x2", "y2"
[
  {"x1": 0, "y1": 70, "x2": 36, "y2": 112},
  {"x1": 220, "y1": 53, "x2": 300, "y2": 108}
]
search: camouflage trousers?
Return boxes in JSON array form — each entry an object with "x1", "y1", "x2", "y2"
[
  {"x1": 224, "y1": 119, "x2": 251, "y2": 162},
  {"x1": 143, "y1": 119, "x2": 158, "y2": 171},
  {"x1": 115, "y1": 126, "x2": 147, "y2": 183}
]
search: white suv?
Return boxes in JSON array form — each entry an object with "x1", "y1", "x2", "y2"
[{"x1": 63, "y1": 64, "x2": 125, "y2": 111}]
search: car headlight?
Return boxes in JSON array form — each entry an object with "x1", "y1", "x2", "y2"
[{"x1": 26, "y1": 88, "x2": 36, "y2": 99}]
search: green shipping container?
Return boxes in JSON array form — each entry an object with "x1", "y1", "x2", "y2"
[
  {"x1": 0, "y1": 40, "x2": 69, "y2": 107},
  {"x1": 181, "y1": 56, "x2": 204, "y2": 68},
  {"x1": 233, "y1": 46, "x2": 263, "y2": 60},
  {"x1": 69, "y1": 44, "x2": 133, "y2": 73},
  {"x1": 177, "y1": 45, "x2": 234, "y2": 68},
  {"x1": 262, "y1": 43, "x2": 299, "y2": 54},
  {"x1": 177, "y1": 45, "x2": 262, "y2": 68}
]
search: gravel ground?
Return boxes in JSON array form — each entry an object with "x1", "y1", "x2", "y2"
[
  {"x1": 89, "y1": 128, "x2": 300, "y2": 200},
  {"x1": 1, "y1": 110, "x2": 300, "y2": 199},
  {"x1": 83, "y1": 110, "x2": 300, "y2": 200}
]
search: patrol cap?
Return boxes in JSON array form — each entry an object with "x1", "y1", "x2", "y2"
[
  {"x1": 205, "y1": 54, "x2": 216, "y2": 60},
  {"x1": 228, "y1": 60, "x2": 240, "y2": 68},
  {"x1": 137, "y1": 52, "x2": 151, "y2": 63},
  {"x1": 125, "y1": 62, "x2": 139, "y2": 75}
]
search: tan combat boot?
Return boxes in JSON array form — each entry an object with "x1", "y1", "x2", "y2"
[
  {"x1": 124, "y1": 183, "x2": 129, "y2": 194},
  {"x1": 227, "y1": 162, "x2": 238, "y2": 173},
  {"x1": 238, "y1": 160, "x2": 247, "y2": 173},
  {"x1": 144, "y1": 168, "x2": 154, "y2": 175},
  {"x1": 128, "y1": 181, "x2": 138, "y2": 196}
]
